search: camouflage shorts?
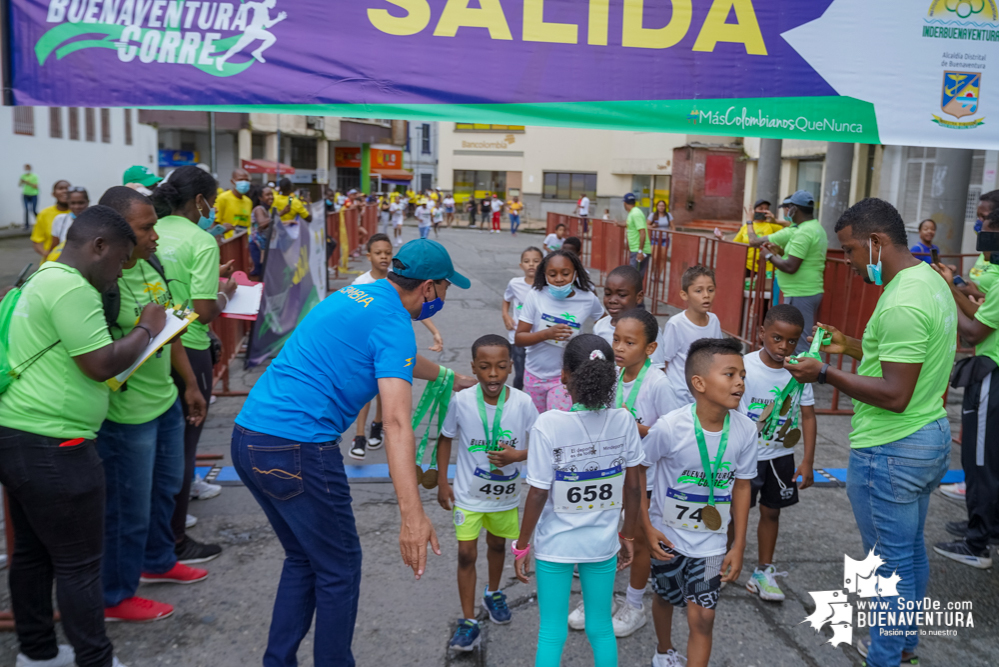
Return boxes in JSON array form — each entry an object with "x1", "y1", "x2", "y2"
[{"x1": 650, "y1": 553, "x2": 724, "y2": 610}]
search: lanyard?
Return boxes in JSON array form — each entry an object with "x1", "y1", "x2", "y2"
[
  {"x1": 690, "y1": 404, "x2": 730, "y2": 507},
  {"x1": 476, "y1": 384, "x2": 507, "y2": 471},
  {"x1": 615, "y1": 358, "x2": 651, "y2": 417},
  {"x1": 412, "y1": 366, "x2": 455, "y2": 468}
]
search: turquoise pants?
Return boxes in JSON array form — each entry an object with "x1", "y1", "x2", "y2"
[{"x1": 535, "y1": 557, "x2": 618, "y2": 667}]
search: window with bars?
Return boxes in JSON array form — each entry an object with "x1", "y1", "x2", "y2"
[
  {"x1": 85, "y1": 108, "x2": 96, "y2": 142},
  {"x1": 101, "y1": 109, "x2": 111, "y2": 143},
  {"x1": 68, "y1": 108, "x2": 80, "y2": 140},
  {"x1": 13, "y1": 108, "x2": 35, "y2": 136},
  {"x1": 124, "y1": 109, "x2": 133, "y2": 145},
  {"x1": 421, "y1": 124, "x2": 431, "y2": 154},
  {"x1": 901, "y1": 148, "x2": 985, "y2": 224},
  {"x1": 50, "y1": 107, "x2": 62, "y2": 138},
  {"x1": 542, "y1": 172, "x2": 597, "y2": 200}
]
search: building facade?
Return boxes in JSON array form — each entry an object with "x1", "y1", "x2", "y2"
[{"x1": 403, "y1": 121, "x2": 439, "y2": 193}]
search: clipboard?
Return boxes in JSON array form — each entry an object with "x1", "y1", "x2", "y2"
[
  {"x1": 221, "y1": 271, "x2": 264, "y2": 321},
  {"x1": 107, "y1": 307, "x2": 198, "y2": 391}
]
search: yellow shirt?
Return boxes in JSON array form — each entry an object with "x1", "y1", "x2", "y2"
[
  {"x1": 507, "y1": 200, "x2": 524, "y2": 214},
  {"x1": 216, "y1": 190, "x2": 253, "y2": 238},
  {"x1": 271, "y1": 193, "x2": 311, "y2": 224},
  {"x1": 733, "y1": 221, "x2": 785, "y2": 272},
  {"x1": 30, "y1": 205, "x2": 64, "y2": 252}
]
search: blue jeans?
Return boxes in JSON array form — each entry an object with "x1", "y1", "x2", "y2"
[
  {"x1": 419, "y1": 224, "x2": 430, "y2": 239},
  {"x1": 509, "y1": 213, "x2": 520, "y2": 234},
  {"x1": 847, "y1": 417, "x2": 950, "y2": 667},
  {"x1": 96, "y1": 400, "x2": 184, "y2": 607},
  {"x1": 231, "y1": 426, "x2": 361, "y2": 667}
]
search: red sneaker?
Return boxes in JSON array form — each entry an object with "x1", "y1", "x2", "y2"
[
  {"x1": 140, "y1": 562, "x2": 209, "y2": 585},
  {"x1": 105, "y1": 596, "x2": 174, "y2": 623}
]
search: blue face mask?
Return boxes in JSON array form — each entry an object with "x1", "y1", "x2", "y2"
[
  {"x1": 198, "y1": 206, "x2": 216, "y2": 230},
  {"x1": 975, "y1": 218, "x2": 984, "y2": 234},
  {"x1": 866, "y1": 239, "x2": 883, "y2": 286},
  {"x1": 546, "y1": 275, "x2": 575, "y2": 300},
  {"x1": 235, "y1": 180, "x2": 251, "y2": 194},
  {"x1": 325, "y1": 199, "x2": 333, "y2": 206},
  {"x1": 414, "y1": 284, "x2": 445, "y2": 321}
]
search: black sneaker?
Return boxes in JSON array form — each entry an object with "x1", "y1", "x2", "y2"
[
  {"x1": 367, "y1": 422, "x2": 384, "y2": 449},
  {"x1": 175, "y1": 536, "x2": 222, "y2": 565},
  {"x1": 349, "y1": 435, "x2": 367, "y2": 460},
  {"x1": 945, "y1": 521, "x2": 999, "y2": 544},
  {"x1": 932, "y1": 540, "x2": 993, "y2": 569}
]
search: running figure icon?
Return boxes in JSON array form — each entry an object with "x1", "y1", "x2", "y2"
[{"x1": 216, "y1": 0, "x2": 287, "y2": 71}]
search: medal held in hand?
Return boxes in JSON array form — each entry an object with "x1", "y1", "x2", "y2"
[{"x1": 411, "y1": 366, "x2": 455, "y2": 490}]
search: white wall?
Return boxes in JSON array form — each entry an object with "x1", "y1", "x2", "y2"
[{"x1": 0, "y1": 107, "x2": 158, "y2": 228}]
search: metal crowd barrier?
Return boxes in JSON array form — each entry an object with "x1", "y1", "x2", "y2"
[{"x1": 210, "y1": 230, "x2": 253, "y2": 397}]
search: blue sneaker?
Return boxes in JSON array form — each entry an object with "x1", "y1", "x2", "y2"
[
  {"x1": 482, "y1": 590, "x2": 512, "y2": 624},
  {"x1": 448, "y1": 619, "x2": 481, "y2": 652}
]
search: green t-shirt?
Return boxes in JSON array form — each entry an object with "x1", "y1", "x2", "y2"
[
  {"x1": 973, "y1": 265, "x2": 999, "y2": 365},
  {"x1": 850, "y1": 262, "x2": 957, "y2": 449},
  {"x1": 626, "y1": 207, "x2": 652, "y2": 253},
  {"x1": 21, "y1": 172, "x2": 38, "y2": 196},
  {"x1": 767, "y1": 219, "x2": 827, "y2": 297},
  {"x1": 969, "y1": 253, "x2": 995, "y2": 294},
  {"x1": 0, "y1": 264, "x2": 112, "y2": 439},
  {"x1": 106, "y1": 260, "x2": 179, "y2": 424},
  {"x1": 155, "y1": 215, "x2": 220, "y2": 350}
]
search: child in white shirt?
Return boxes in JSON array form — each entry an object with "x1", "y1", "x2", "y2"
[{"x1": 503, "y1": 247, "x2": 543, "y2": 391}]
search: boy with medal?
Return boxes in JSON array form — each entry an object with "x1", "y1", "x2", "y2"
[
  {"x1": 436, "y1": 335, "x2": 540, "y2": 652},
  {"x1": 737, "y1": 305, "x2": 817, "y2": 602},
  {"x1": 640, "y1": 338, "x2": 757, "y2": 667}
]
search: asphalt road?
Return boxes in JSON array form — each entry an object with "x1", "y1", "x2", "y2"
[{"x1": 0, "y1": 226, "x2": 996, "y2": 666}]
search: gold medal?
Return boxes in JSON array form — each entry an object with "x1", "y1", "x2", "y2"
[
  {"x1": 415, "y1": 464, "x2": 424, "y2": 485},
  {"x1": 422, "y1": 467, "x2": 439, "y2": 490},
  {"x1": 759, "y1": 403, "x2": 774, "y2": 423},
  {"x1": 780, "y1": 394, "x2": 793, "y2": 416},
  {"x1": 777, "y1": 419, "x2": 792, "y2": 439},
  {"x1": 702, "y1": 505, "x2": 723, "y2": 531},
  {"x1": 783, "y1": 428, "x2": 801, "y2": 449}
]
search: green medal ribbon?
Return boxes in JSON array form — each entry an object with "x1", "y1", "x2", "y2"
[
  {"x1": 570, "y1": 403, "x2": 598, "y2": 412},
  {"x1": 615, "y1": 358, "x2": 651, "y2": 418},
  {"x1": 412, "y1": 366, "x2": 455, "y2": 468},
  {"x1": 689, "y1": 404, "x2": 730, "y2": 507},
  {"x1": 476, "y1": 383, "x2": 507, "y2": 471},
  {"x1": 765, "y1": 326, "x2": 831, "y2": 438}
]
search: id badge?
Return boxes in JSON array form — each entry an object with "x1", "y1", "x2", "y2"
[
  {"x1": 661, "y1": 487, "x2": 731, "y2": 533},
  {"x1": 541, "y1": 312, "x2": 581, "y2": 348},
  {"x1": 469, "y1": 467, "x2": 520, "y2": 503},
  {"x1": 552, "y1": 464, "x2": 624, "y2": 513}
]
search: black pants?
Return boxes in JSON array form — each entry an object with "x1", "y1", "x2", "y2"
[
  {"x1": 0, "y1": 426, "x2": 113, "y2": 667},
  {"x1": 962, "y1": 366, "x2": 999, "y2": 552},
  {"x1": 170, "y1": 346, "x2": 214, "y2": 541},
  {"x1": 512, "y1": 345, "x2": 526, "y2": 390}
]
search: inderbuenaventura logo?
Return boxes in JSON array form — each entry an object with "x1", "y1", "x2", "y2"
[{"x1": 38, "y1": 0, "x2": 286, "y2": 77}]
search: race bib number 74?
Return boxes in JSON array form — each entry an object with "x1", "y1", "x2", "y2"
[{"x1": 662, "y1": 487, "x2": 731, "y2": 533}]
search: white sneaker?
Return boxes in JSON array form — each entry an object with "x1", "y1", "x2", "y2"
[
  {"x1": 568, "y1": 600, "x2": 586, "y2": 630},
  {"x1": 185, "y1": 514, "x2": 198, "y2": 529},
  {"x1": 190, "y1": 475, "x2": 221, "y2": 500},
  {"x1": 113, "y1": 658, "x2": 128, "y2": 667},
  {"x1": 612, "y1": 599, "x2": 646, "y2": 637},
  {"x1": 651, "y1": 648, "x2": 687, "y2": 667},
  {"x1": 939, "y1": 482, "x2": 966, "y2": 501},
  {"x1": 16, "y1": 646, "x2": 74, "y2": 667}
]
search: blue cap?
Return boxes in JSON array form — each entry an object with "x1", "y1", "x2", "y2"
[
  {"x1": 781, "y1": 190, "x2": 815, "y2": 208},
  {"x1": 623, "y1": 193, "x2": 637, "y2": 204},
  {"x1": 393, "y1": 239, "x2": 470, "y2": 289}
]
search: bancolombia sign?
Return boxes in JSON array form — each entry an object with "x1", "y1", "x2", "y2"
[{"x1": 7, "y1": 0, "x2": 999, "y2": 147}]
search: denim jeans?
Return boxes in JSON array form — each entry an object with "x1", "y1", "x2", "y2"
[
  {"x1": 171, "y1": 347, "x2": 214, "y2": 541},
  {"x1": 509, "y1": 213, "x2": 520, "y2": 234},
  {"x1": 231, "y1": 426, "x2": 361, "y2": 667},
  {"x1": 23, "y1": 194, "x2": 38, "y2": 227},
  {"x1": 847, "y1": 417, "x2": 950, "y2": 667},
  {"x1": 629, "y1": 251, "x2": 649, "y2": 277},
  {"x1": 0, "y1": 426, "x2": 114, "y2": 667},
  {"x1": 96, "y1": 399, "x2": 185, "y2": 607}
]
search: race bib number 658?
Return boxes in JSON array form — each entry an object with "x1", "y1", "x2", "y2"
[{"x1": 553, "y1": 464, "x2": 623, "y2": 513}]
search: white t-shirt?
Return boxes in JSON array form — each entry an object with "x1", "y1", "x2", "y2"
[
  {"x1": 614, "y1": 366, "x2": 672, "y2": 491},
  {"x1": 432, "y1": 206, "x2": 443, "y2": 222},
  {"x1": 648, "y1": 212, "x2": 673, "y2": 229},
  {"x1": 50, "y1": 212, "x2": 74, "y2": 243},
  {"x1": 643, "y1": 406, "x2": 757, "y2": 557},
  {"x1": 441, "y1": 386, "x2": 539, "y2": 512},
  {"x1": 390, "y1": 201, "x2": 403, "y2": 225},
  {"x1": 660, "y1": 312, "x2": 723, "y2": 411},
  {"x1": 416, "y1": 205, "x2": 431, "y2": 227},
  {"x1": 526, "y1": 408, "x2": 644, "y2": 563},
  {"x1": 519, "y1": 288, "x2": 605, "y2": 380},
  {"x1": 444, "y1": 197, "x2": 455, "y2": 209},
  {"x1": 352, "y1": 271, "x2": 379, "y2": 286},
  {"x1": 578, "y1": 196, "x2": 590, "y2": 217},
  {"x1": 504, "y1": 276, "x2": 535, "y2": 345},
  {"x1": 593, "y1": 315, "x2": 667, "y2": 369},
  {"x1": 491, "y1": 198, "x2": 504, "y2": 213},
  {"x1": 738, "y1": 350, "x2": 815, "y2": 461},
  {"x1": 544, "y1": 233, "x2": 563, "y2": 250}
]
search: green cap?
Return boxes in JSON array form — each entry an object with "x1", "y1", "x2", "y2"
[
  {"x1": 123, "y1": 165, "x2": 162, "y2": 187},
  {"x1": 393, "y1": 239, "x2": 470, "y2": 289}
]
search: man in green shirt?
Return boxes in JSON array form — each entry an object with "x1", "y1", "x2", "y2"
[
  {"x1": 930, "y1": 209, "x2": 999, "y2": 570},
  {"x1": 786, "y1": 198, "x2": 956, "y2": 667},
  {"x1": 20, "y1": 163, "x2": 39, "y2": 229},
  {"x1": 624, "y1": 192, "x2": 652, "y2": 276},
  {"x1": 0, "y1": 206, "x2": 166, "y2": 667},
  {"x1": 749, "y1": 190, "x2": 828, "y2": 353},
  {"x1": 95, "y1": 187, "x2": 211, "y2": 625}
]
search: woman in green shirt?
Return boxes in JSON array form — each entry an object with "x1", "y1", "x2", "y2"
[{"x1": 151, "y1": 166, "x2": 238, "y2": 565}]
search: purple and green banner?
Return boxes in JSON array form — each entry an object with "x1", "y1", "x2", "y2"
[
  {"x1": 6, "y1": 0, "x2": 999, "y2": 147},
  {"x1": 246, "y1": 202, "x2": 326, "y2": 366}
]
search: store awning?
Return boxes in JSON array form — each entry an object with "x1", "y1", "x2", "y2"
[
  {"x1": 241, "y1": 159, "x2": 296, "y2": 176},
  {"x1": 374, "y1": 169, "x2": 413, "y2": 183}
]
